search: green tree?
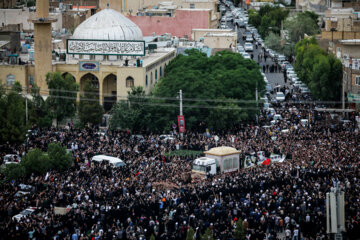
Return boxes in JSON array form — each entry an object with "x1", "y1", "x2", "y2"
[
  {"x1": 0, "y1": 82, "x2": 27, "y2": 143},
  {"x1": 27, "y1": 0, "x2": 35, "y2": 7},
  {"x1": 200, "y1": 228, "x2": 214, "y2": 240},
  {"x1": 249, "y1": 5, "x2": 289, "y2": 38},
  {"x1": 284, "y1": 12, "x2": 319, "y2": 43},
  {"x1": 46, "y1": 72, "x2": 78, "y2": 125},
  {"x1": 295, "y1": 38, "x2": 342, "y2": 101},
  {"x1": 1, "y1": 164, "x2": 26, "y2": 180},
  {"x1": 78, "y1": 80, "x2": 104, "y2": 126},
  {"x1": 47, "y1": 143, "x2": 73, "y2": 171},
  {"x1": 152, "y1": 50, "x2": 264, "y2": 131},
  {"x1": 234, "y1": 219, "x2": 245, "y2": 240},
  {"x1": 264, "y1": 32, "x2": 283, "y2": 53},
  {"x1": 186, "y1": 227, "x2": 196, "y2": 240},
  {"x1": 22, "y1": 148, "x2": 52, "y2": 175},
  {"x1": 109, "y1": 86, "x2": 152, "y2": 132}
]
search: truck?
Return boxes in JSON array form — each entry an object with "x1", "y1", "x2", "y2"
[
  {"x1": 191, "y1": 146, "x2": 241, "y2": 180},
  {"x1": 192, "y1": 157, "x2": 217, "y2": 179}
]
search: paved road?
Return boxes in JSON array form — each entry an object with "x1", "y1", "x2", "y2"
[{"x1": 227, "y1": 21, "x2": 286, "y2": 93}]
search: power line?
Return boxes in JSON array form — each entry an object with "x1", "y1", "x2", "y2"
[{"x1": 7, "y1": 86, "x2": 347, "y2": 105}]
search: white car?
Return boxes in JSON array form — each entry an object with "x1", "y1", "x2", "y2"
[
  {"x1": 237, "y1": 45, "x2": 244, "y2": 52},
  {"x1": 293, "y1": 81, "x2": 303, "y2": 88},
  {"x1": 3, "y1": 154, "x2": 21, "y2": 165},
  {"x1": 159, "y1": 135, "x2": 175, "y2": 142},
  {"x1": 242, "y1": 52, "x2": 251, "y2": 59},
  {"x1": 275, "y1": 92, "x2": 285, "y2": 101},
  {"x1": 245, "y1": 36, "x2": 253, "y2": 42},
  {"x1": 12, "y1": 207, "x2": 37, "y2": 222},
  {"x1": 300, "y1": 86, "x2": 310, "y2": 93},
  {"x1": 244, "y1": 43, "x2": 253, "y2": 52}
]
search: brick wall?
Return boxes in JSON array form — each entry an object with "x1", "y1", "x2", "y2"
[{"x1": 128, "y1": 9, "x2": 211, "y2": 39}]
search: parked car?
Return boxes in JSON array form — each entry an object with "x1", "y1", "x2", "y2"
[
  {"x1": 275, "y1": 92, "x2": 285, "y2": 101},
  {"x1": 244, "y1": 43, "x2": 253, "y2": 52},
  {"x1": 159, "y1": 135, "x2": 175, "y2": 142},
  {"x1": 245, "y1": 36, "x2": 253, "y2": 42},
  {"x1": 300, "y1": 86, "x2": 310, "y2": 93},
  {"x1": 293, "y1": 80, "x2": 303, "y2": 88},
  {"x1": 3, "y1": 154, "x2": 21, "y2": 165},
  {"x1": 242, "y1": 52, "x2": 251, "y2": 59},
  {"x1": 277, "y1": 55, "x2": 286, "y2": 63},
  {"x1": 12, "y1": 207, "x2": 37, "y2": 222}
]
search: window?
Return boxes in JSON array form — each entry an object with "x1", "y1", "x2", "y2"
[
  {"x1": 28, "y1": 75, "x2": 34, "y2": 86},
  {"x1": 233, "y1": 158, "x2": 238, "y2": 168},
  {"x1": 146, "y1": 75, "x2": 148, "y2": 86},
  {"x1": 155, "y1": 69, "x2": 158, "y2": 80},
  {"x1": 6, "y1": 74, "x2": 15, "y2": 86},
  {"x1": 151, "y1": 72, "x2": 153, "y2": 84},
  {"x1": 190, "y1": 3, "x2": 195, "y2": 8},
  {"x1": 160, "y1": 67, "x2": 162, "y2": 77},
  {"x1": 224, "y1": 158, "x2": 231, "y2": 170},
  {"x1": 126, "y1": 76, "x2": 134, "y2": 88},
  {"x1": 356, "y1": 76, "x2": 360, "y2": 86}
]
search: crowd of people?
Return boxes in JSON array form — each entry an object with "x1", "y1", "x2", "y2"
[{"x1": 0, "y1": 93, "x2": 359, "y2": 240}]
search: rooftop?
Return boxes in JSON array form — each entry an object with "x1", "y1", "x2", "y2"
[{"x1": 204, "y1": 146, "x2": 241, "y2": 156}]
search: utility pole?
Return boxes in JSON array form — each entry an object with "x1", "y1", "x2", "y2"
[
  {"x1": 179, "y1": 89, "x2": 183, "y2": 116},
  {"x1": 25, "y1": 94, "x2": 28, "y2": 126},
  {"x1": 342, "y1": 65, "x2": 345, "y2": 116},
  {"x1": 255, "y1": 85, "x2": 258, "y2": 124},
  {"x1": 179, "y1": 89, "x2": 183, "y2": 138}
]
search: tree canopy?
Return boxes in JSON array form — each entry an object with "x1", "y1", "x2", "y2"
[
  {"x1": 284, "y1": 11, "x2": 320, "y2": 43},
  {"x1": 0, "y1": 83, "x2": 27, "y2": 143},
  {"x1": 248, "y1": 6, "x2": 289, "y2": 38},
  {"x1": 263, "y1": 11, "x2": 319, "y2": 59},
  {"x1": 78, "y1": 80, "x2": 104, "y2": 126},
  {"x1": 295, "y1": 38, "x2": 342, "y2": 101},
  {"x1": 46, "y1": 72, "x2": 78, "y2": 125},
  {"x1": 109, "y1": 50, "x2": 265, "y2": 133}
]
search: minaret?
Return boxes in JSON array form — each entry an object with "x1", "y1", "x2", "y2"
[{"x1": 31, "y1": 0, "x2": 57, "y2": 91}]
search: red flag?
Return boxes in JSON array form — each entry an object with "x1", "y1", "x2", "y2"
[{"x1": 262, "y1": 158, "x2": 271, "y2": 165}]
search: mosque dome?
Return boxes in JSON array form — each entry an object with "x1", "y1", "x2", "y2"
[{"x1": 72, "y1": 9, "x2": 143, "y2": 41}]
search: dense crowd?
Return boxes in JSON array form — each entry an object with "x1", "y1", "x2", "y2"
[{"x1": 0, "y1": 94, "x2": 359, "y2": 240}]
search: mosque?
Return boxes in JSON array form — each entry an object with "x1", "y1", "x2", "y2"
[{"x1": 0, "y1": 0, "x2": 176, "y2": 110}]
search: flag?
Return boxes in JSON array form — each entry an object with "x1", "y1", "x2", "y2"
[{"x1": 262, "y1": 158, "x2": 271, "y2": 165}]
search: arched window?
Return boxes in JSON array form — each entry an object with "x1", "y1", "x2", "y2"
[
  {"x1": 145, "y1": 75, "x2": 148, "y2": 86},
  {"x1": 126, "y1": 76, "x2": 134, "y2": 88},
  {"x1": 155, "y1": 69, "x2": 158, "y2": 80},
  {"x1": 151, "y1": 72, "x2": 153, "y2": 85},
  {"x1": 160, "y1": 67, "x2": 162, "y2": 77},
  {"x1": 6, "y1": 74, "x2": 15, "y2": 86}
]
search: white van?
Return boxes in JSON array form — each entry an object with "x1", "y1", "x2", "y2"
[{"x1": 91, "y1": 155, "x2": 126, "y2": 168}]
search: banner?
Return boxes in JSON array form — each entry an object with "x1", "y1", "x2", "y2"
[
  {"x1": 178, "y1": 115, "x2": 186, "y2": 133},
  {"x1": 348, "y1": 93, "x2": 360, "y2": 103},
  {"x1": 67, "y1": 39, "x2": 145, "y2": 56}
]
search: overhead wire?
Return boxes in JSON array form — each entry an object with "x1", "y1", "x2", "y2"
[{"x1": 6, "y1": 86, "x2": 346, "y2": 105}]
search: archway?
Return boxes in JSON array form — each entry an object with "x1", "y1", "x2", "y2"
[
  {"x1": 126, "y1": 76, "x2": 134, "y2": 88},
  {"x1": 62, "y1": 72, "x2": 76, "y2": 82},
  {"x1": 103, "y1": 73, "x2": 117, "y2": 111},
  {"x1": 80, "y1": 73, "x2": 99, "y2": 100}
]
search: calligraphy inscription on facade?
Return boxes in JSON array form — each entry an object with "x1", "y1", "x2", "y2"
[{"x1": 67, "y1": 40, "x2": 145, "y2": 56}]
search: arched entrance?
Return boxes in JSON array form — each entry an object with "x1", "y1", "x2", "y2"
[
  {"x1": 62, "y1": 72, "x2": 76, "y2": 82},
  {"x1": 103, "y1": 73, "x2": 117, "y2": 111},
  {"x1": 80, "y1": 73, "x2": 99, "y2": 100}
]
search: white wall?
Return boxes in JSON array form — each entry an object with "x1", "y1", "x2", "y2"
[{"x1": 0, "y1": 9, "x2": 63, "y2": 31}]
